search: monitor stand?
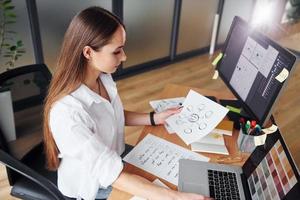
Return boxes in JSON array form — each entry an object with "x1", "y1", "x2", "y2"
[{"x1": 219, "y1": 99, "x2": 256, "y2": 129}]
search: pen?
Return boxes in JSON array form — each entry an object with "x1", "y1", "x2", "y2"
[
  {"x1": 245, "y1": 121, "x2": 250, "y2": 134},
  {"x1": 239, "y1": 117, "x2": 245, "y2": 124},
  {"x1": 251, "y1": 120, "x2": 256, "y2": 128},
  {"x1": 254, "y1": 124, "x2": 261, "y2": 135}
]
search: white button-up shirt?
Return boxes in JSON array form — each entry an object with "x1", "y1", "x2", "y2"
[{"x1": 49, "y1": 74, "x2": 125, "y2": 200}]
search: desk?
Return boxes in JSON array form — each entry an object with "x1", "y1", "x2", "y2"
[{"x1": 108, "y1": 84, "x2": 250, "y2": 200}]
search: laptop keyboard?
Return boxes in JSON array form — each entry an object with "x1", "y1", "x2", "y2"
[{"x1": 208, "y1": 170, "x2": 240, "y2": 200}]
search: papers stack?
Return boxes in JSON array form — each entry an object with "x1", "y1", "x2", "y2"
[
  {"x1": 191, "y1": 120, "x2": 233, "y2": 155},
  {"x1": 191, "y1": 132, "x2": 229, "y2": 155},
  {"x1": 214, "y1": 120, "x2": 234, "y2": 136}
]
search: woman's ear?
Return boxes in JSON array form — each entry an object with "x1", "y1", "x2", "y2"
[{"x1": 83, "y1": 46, "x2": 93, "y2": 60}]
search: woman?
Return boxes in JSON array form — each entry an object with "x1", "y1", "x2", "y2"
[{"x1": 43, "y1": 6, "x2": 211, "y2": 200}]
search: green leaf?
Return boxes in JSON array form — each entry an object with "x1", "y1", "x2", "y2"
[
  {"x1": 17, "y1": 50, "x2": 25, "y2": 53},
  {"x1": 5, "y1": 12, "x2": 16, "y2": 18},
  {"x1": 9, "y1": 45, "x2": 16, "y2": 51},
  {"x1": 3, "y1": 0, "x2": 12, "y2": 6},
  {"x1": 3, "y1": 55, "x2": 11, "y2": 57},
  {"x1": 16, "y1": 54, "x2": 23, "y2": 57},
  {"x1": 16, "y1": 40, "x2": 23, "y2": 47},
  {"x1": 4, "y1": 5, "x2": 14, "y2": 10}
]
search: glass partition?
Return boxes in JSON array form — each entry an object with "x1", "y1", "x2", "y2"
[
  {"x1": 123, "y1": 0, "x2": 174, "y2": 68},
  {"x1": 176, "y1": 0, "x2": 219, "y2": 54},
  {"x1": 217, "y1": 0, "x2": 255, "y2": 44},
  {"x1": 36, "y1": 0, "x2": 111, "y2": 71}
]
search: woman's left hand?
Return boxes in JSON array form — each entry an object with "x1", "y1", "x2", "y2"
[{"x1": 154, "y1": 107, "x2": 182, "y2": 125}]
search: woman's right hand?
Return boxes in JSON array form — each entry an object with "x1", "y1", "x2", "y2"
[{"x1": 171, "y1": 190, "x2": 213, "y2": 200}]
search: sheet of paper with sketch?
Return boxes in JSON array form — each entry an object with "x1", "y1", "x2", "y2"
[
  {"x1": 166, "y1": 90, "x2": 229, "y2": 145},
  {"x1": 149, "y1": 97, "x2": 185, "y2": 113},
  {"x1": 149, "y1": 97, "x2": 185, "y2": 134}
]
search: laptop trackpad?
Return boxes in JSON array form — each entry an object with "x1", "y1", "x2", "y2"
[{"x1": 181, "y1": 182, "x2": 208, "y2": 196}]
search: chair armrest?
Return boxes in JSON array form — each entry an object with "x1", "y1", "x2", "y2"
[{"x1": 0, "y1": 150, "x2": 66, "y2": 200}]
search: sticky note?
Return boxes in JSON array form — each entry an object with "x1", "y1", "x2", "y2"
[
  {"x1": 262, "y1": 124, "x2": 278, "y2": 134},
  {"x1": 226, "y1": 105, "x2": 241, "y2": 114},
  {"x1": 275, "y1": 68, "x2": 289, "y2": 83},
  {"x1": 254, "y1": 134, "x2": 267, "y2": 146},
  {"x1": 212, "y1": 53, "x2": 223, "y2": 66},
  {"x1": 212, "y1": 70, "x2": 219, "y2": 79}
]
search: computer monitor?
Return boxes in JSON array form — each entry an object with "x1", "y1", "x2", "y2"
[{"x1": 216, "y1": 16, "x2": 297, "y2": 126}]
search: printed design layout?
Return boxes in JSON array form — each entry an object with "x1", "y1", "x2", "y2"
[{"x1": 230, "y1": 37, "x2": 279, "y2": 101}]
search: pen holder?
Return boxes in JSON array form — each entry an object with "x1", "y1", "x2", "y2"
[
  {"x1": 237, "y1": 128, "x2": 267, "y2": 153},
  {"x1": 237, "y1": 129, "x2": 256, "y2": 153}
]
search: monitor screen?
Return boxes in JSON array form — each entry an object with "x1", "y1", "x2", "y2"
[{"x1": 217, "y1": 16, "x2": 297, "y2": 126}]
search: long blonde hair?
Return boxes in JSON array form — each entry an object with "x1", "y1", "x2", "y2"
[{"x1": 43, "y1": 7, "x2": 124, "y2": 170}]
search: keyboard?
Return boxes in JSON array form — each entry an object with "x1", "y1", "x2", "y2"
[{"x1": 208, "y1": 170, "x2": 240, "y2": 200}]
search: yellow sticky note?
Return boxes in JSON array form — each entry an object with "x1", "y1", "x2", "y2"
[
  {"x1": 262, "y1": 124, "x2": 278, "y2": 134},
  {"x1": 275, "y1": 68, "x2": 289, "y2": 83},
  {"x1": 212, "y1": 70, "x2": 219, "y2": 79},
  {"x1": 212, "y1": 53, "x2": 223, "y2": 66},
  {"x1": 254, "y1": 134, "x2": 267, "y2": 146}
]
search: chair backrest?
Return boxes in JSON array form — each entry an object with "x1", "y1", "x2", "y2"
[
  {"x1": 0, "y1": 125, "x2": 65, "y2": 200},
  {"x1": 0, "y1": 63, "x2": 51, "y2": 112},
  {"x1": 0, "y1": 64, "x2": 51, "y2": 184}
]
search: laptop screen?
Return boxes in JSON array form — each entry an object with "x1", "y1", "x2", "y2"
[{"x1": 242, "y1": 131, "x2": 300, "y2": 199}]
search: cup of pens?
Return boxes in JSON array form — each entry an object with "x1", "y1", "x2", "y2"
[{"x1": 237, "y1": 118, "x2": 263, "y2": 153}]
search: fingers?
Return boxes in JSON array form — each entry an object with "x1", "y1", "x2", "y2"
[{"x1": 167, "y1": 106, "x2": 182, "y2": 113}]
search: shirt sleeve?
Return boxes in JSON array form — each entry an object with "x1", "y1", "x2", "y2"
[{"x1": 49, "y1": 102, "x2": 123, "y2": 189}]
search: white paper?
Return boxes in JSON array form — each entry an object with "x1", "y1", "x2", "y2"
[
  {"x1": 149, "y1": 97, "x2": 185, "y2": 113},
  {"x1": 123, "y1": 134, "x2": 209, "y2": 186},
  {"x1": 191, "y1": 132, "x2": 229, "y2": 155},
  {"x1": 212, "y1": 128, "x2": 232, "y2": 136},
  {"x1": 262, "y1": 124, "x2": 278, "y2": 134},
  {"x1": 254, "y1": 134, "x2": 267, "y2": 146},
  {"x1": 166, "y1": 90, "x2": 229, "y2": 145},
  {"x1": 164, "y1": 122, "x2": 175, "y2": 134},
  {"x1": 130, "y1": 179, "x2": 169, "y2": 200}
]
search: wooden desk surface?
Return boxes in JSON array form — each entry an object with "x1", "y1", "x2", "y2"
[{"x1": 108, "y1": 84, "x2": 249, "y2": 200}]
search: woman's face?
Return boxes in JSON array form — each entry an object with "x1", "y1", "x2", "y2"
[{"x1": 85, "y1": 26, "x2": 127, "y2": 74}]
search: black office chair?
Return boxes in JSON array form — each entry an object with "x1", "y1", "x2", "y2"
[
  {"x1": 0, "y1": 64, "x2": 69, "y2": 200},
  {"x1": 0, "y1": 131, "x2": 65, "y2": 200}
]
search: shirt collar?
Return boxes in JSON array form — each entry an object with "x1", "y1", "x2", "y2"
[
  {"x1": 71, "y1": 84, "x2": 103, "y2": 107},
  {"x1": 70, "y1": 74, "x2": 117, "y2": 107}
]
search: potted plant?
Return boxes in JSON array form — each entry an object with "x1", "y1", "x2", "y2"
[{"x1": 0, "y1": 0, "x2": 26, "y2": 71}]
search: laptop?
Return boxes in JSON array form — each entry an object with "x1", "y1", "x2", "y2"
[{"x1": 178, "y1": 129, "x2": 300, "y2": 200}]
